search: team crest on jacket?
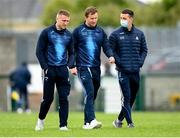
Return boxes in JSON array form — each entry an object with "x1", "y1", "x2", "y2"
[
  {"x1": 120, "y1": 36, "x2": 125, "y2": 40},
  {"x1": 135, "y1": 36, "x2": 139, "y2": 40}
]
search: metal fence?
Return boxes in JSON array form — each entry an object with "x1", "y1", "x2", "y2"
[{"x1": 0, "y1": 26, "x2": 180, "y2": 111}]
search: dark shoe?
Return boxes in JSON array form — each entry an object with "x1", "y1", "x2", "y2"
[
  {"x1": 112, "y1": 119, "x2": 123, "y2": 128},
  {"x1": 127, "y1": 123, "x2": 135, "y2": 128}
]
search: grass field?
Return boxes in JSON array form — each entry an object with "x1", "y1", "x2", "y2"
[{"x1": 0, "y1": 111, "x2": 180, "y2": 137}]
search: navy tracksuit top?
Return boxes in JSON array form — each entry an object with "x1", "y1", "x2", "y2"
[
  {"x1": 73, "y1": 23, "x2": 113, "y2": 67},
  {"x1": 36, "y1": 25, "x2": 74, "y2": 70},
  {"x1": 109, "y1": 25, "x2": 148, "y2": 73}
]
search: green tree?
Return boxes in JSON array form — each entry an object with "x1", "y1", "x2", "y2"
[
  {"x1": 135, "y1": 0, "x2": 180, "y2": 26},
  {"x1": 41, "y1": 0, "x2": 76, "y2": 26},
  {"x1": 162, "y1": 0, "x2": 177, "y2": 10},
  {"x1": 41, "y1": 0, "x2": 130, "y2": 27},
  {"x1": 41, "y1": 0, "x2": 180, "y2": 27}
]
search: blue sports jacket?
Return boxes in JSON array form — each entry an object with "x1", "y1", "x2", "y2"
[
  {"x1": 73, "y1": 23, "x2": 113, "y2": 67},
  {"x1": 109, "y1": 25, "x2": 148, "y2": 73},
  {"x1": 9, "y1": 64, "x2": 31, "y2": 88},
  {"x1": 36, "y1": 25, "x2": 74, "y2": 70}
]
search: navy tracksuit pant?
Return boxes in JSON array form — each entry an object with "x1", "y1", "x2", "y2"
[
  {"x1": 17, "y1": 85, "x2": 29, "y2": 110},
  {"x1": 117, "y1": 71, "x2": 140, "y2": 124},
  {"x1": 78, "y1": 67, "x2": 100, "y2": 124},
  {"x1": 38, "y1": 66, "x2": 70, "y2": 127}
]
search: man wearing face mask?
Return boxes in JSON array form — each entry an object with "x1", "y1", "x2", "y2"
[{"x1": 109, "y1": 9, "x2": 148, "y2": 128}]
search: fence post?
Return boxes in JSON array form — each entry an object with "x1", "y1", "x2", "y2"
[{"x1": 135, "y1": 74, "x2": 145, "y2": 111}]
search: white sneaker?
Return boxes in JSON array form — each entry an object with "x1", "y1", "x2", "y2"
[
  {"x1": 35, "y1": 119, "x2": 44, "y2": 131},
  {"x1": 89, "y1": 119, "x2": 102, "y2": 129},
  {"x1": 25, "y1": 109, "x2": 31, "y2": 114},
  {"x1": 17, "y1": 108, "x2": 23, "y2": 114},
  {"x1": 59, "y1": 126, "x2": 68, "y2": 131},
  {"x1": 82, "y1": 123, "x2": 90, "y2": 129}
]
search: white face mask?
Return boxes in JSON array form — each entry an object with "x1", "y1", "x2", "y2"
[{"x1": 120, "y1": 19, "x2": 128, "y2": 28}]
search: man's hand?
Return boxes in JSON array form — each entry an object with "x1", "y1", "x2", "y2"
[
  {"x1": 70, "y1": 67, "x2": 77, "y2": 75},
  {"x1": 108, "y1": 56, "x2": 115, "y2": 64}
]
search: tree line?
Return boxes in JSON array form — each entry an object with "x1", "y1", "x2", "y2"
[{"x1": 41, "y1": 0, "x2": 180, "y2": 27}]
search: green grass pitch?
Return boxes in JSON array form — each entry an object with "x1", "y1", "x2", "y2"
[{"x1": 0, "y1": 111, "x2": 180, "y2": 137}]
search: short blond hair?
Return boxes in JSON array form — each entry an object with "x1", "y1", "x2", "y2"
[{"x1": 57, "y1": 9, "x2": 70, "y2": 17}]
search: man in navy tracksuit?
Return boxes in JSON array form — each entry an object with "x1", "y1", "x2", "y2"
[
  {"x1": 35, "y1": 9, "x2": 75, "y2": 131},
  {"x1": 72, "y1": 6, "x2": 115, "y2": 129},
  {"x1": 109, "y1": 9, "x2": 148, "y2": 128},
  {"x1": 9, "y1": 62, "x2": 31, "y2": 113}
]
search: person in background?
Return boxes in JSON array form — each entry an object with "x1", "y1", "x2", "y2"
[
  {"x1": 35, "y1": 9, "x2": 76, "y2": 131},
  {"x1": 72, "y1": 6, "x2": 115, "y2": 129},
  {"x1": 109, "y1": 9, "x2": 148, "y2": 128},
  {"x1": 9, "y1": 62, "x2": 31, "y2": 114}
]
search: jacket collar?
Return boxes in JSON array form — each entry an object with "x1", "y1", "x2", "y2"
[
  {"x1": 83, "y1": 22, "x2": 97, "y2": 30},
  {"x1": 122, "y1": 24, "x2": 135, "y2": 32},
  {"x1": 53, "y1": 24, "x2": 66, "y2": 34}
]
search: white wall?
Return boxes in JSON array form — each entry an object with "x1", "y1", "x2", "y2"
[
  {"x1": 102, "y1": 76, "x2": 122, "y2": 113},
  {"x1": 28, "y1": 64, "x2": 43, "y2": 93}
]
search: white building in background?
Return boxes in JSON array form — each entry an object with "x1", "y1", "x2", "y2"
[
  {"x1": 28, "y1": 64, "x2": 43, "y2": 93},
  {"x1": 102, "y1": 77, "x2": 122, "y2": 113},
  {"x1": 138, "y1": 0, "x2": 161, "y2": 4}
]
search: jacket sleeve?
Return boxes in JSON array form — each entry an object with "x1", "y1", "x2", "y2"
[
  {"x1": 140, "y1": 32, "x2": 148, "y2": 67},
  {"x1": 102, "y1": 30, "x2": 113, "y2": 58},
  {"x1": 72, "y1": 28, "x2": 79, "y2": 67},
  {"x1": 36, "y1": 30, "x2": 48, "y2": 70},
  {"x1": 67, "y1": 35, "x2": 75, "y2": 69},
  {"x1": 109, "y1": 33, "x2": 121, "y2": 66}
]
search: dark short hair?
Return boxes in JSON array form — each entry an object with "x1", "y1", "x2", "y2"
[
  {"x1": 57, "y1": 9, "x2": 70, "y2": 17},
  {"x1": 121, "y1": 9, "x2": 134, "y2": 17},
  {"x1": 21, "y1": 62, "x2": 27, "y2": 66},
  {"x1": 85, "y1": 6, "x2": 98, "y2": 17}
]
